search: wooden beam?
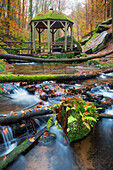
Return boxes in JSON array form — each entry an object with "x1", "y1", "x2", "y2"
[
  {"x1": 40, "y1": 29, "x2": 45, "y2": 33},
  {"x1": 61, "y1": 28, "x2": 65, "y2": 32},
  {"x1": 48, "y1": 20, "x2": 51, "y2": 53},
  {"x1": 64, "y1": 21, "x2": 67, "y2": 52},
  {"x1": 32, "y1": 22, "x2": 35, "y2": 52},
  {"x1": 52, "y1": 29, "x2": 54, "y2": 43},
  {"x1": 71, "y1": 25, "x2": 73, "y2": 51},
  {"x1": 34, "y1": 21, "x2": 39, "y2": 28},
  {"x1": 60, "y1": 21, "x2": 65, "y2": 27},
  {"x1": 50, "y1": 21, "x2": 56, "y2": 28},
  {"x1": 42, "y1": 21, "x2": 48, "y2": 28},
  {"x1": 39, "y1": 28, "x2": 41, "y2": 53},
  {"x1": 30, "y1": 24, "x2": 33, "y2": 54}
]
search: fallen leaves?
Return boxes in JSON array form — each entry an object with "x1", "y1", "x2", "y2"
[
  {"x1": 14, "y1": 113, "x2": 18, "y2": 116},
  {"x1": 29, "y1": 137, "x2": 35, "y2": 142},
  {"x1": 3, "y1": 127, "x2": 8, "y2": 134},
  {"x1": 2, "y1": 114, "x2": 7, "y2": 117}
]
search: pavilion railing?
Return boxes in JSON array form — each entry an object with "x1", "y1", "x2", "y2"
[
  {"x1": 36, "y1": 42, "x2": 72, "y2": 53},
  {"x1": 0, "y1": 41, "x2": 73, "y2": 54},
  {"x1": 0, "y1": 41, "x2": 33, "y2": 54}
]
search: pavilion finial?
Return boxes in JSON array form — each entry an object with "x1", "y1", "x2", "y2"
[{"x1": 50, "y1": 8, "x2": 53, "y2": 10}]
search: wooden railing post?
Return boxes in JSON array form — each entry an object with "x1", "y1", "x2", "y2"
[{"x1": 10, "y1": 42, "x2": 12, "y2": 54}]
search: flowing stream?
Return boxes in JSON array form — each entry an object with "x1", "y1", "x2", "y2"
[{"x1": 0, "y1": 63, "x2": 113, "y2": 169}]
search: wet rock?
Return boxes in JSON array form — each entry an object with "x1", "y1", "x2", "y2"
[
  {"x1": 3, "y1": 83, "x2": 18, "y2": 95},
  {"x1": 38, "y1": 131, "x2": 56, "y2": 145},
  {"x1": 26, "y1": 85, "x2": 36, "y2": 94},
  {"x1": 40, "y1": 93, "x2": 48, "y2": 101},
  {"x1": 96, "y1": 24, "x2": 111, "y2": 33},
  {"x1": 80, "y1": 35, "x2": 91, "y2": 45}
]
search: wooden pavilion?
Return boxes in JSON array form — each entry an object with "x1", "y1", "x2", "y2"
[{"x1": 29, "y1": 9, "x2": 74, "y2": 54}]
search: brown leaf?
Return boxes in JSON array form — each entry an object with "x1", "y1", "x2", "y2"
[
  {"x1": 20, "y1": 124, "x2": 25, "y2": 127},
  {"x1": 3, "y1": 127, "x2": 8, "y2": 134},
  {"x1": 29, "y1": 137, "x2": 35, "y2": 142},
  {"x1": 21, "y1": 114, "x2": 24, "y2": 117},
  {"x1": 14, "y1": 113, "x2": 18, "y2": 116},
  {"x1": 2, "y1": 115, "x2": 7, "y2": 117},
  {"x1": 28, "y1": 109, "x2": 32, "y2": 112}
]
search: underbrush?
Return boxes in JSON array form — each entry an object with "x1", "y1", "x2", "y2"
[{"x1": 87, "y1": 59, "x2": 113, "y2": 68}]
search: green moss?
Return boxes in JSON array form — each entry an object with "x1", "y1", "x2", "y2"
[
  {"x1": 31, "y1": 10, "x2": 74, "y2": 23},
  {"x1": 0, "y1": 74, "x2": 70, "y2": 83},
  {"x1": 0, "y1": 60, "x2": 5, "y2": 72},
  {"x1": 58, "y1": 97, "x2": 98, "y2": 142},
  {"x1": 84, "y1": 32, "x2": 100, "y2": 50},
  {"x1": 92, "y1": 33, "x2": 110, "y2": 53},
  {"x1": 0, "y1": 49, "x2": 8, "y2": 54},
  {"x1": 87, "y1": 59, "x2": 113, "y2": 68},
  {"x1": 80, "y1": 35, "x2": 91, "y2": 45},
  {"x1": 55, "y1": 36, "x2": 82, "y2": 53},
  {"x1": 36, "y1": 52, "x2": 75, "y2": 59},
  {"x1": 87, "y1": 59, "x2": 101, "y2": 65},
  {"x1": 0, "y1": 139, "x2": 30, "y2": 169}
]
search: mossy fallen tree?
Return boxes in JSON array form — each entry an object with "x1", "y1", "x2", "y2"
[
  {"x1": 0, "y1": 51, "x2": 113, "y2": 63},
  {"x1": 0, "y1": 73, "x2": 100, "y2": 83},
  {"x1": 0, "y1": 125, "x2": 48, "y2": 170}
]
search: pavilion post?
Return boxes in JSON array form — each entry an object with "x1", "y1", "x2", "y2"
[
  {"x1": 30, "y1": 24, "x2": 33, "y2": 54},
  {"x1": 71, "y1": 25, "x2": 73, "y2": 51},
  {"x1": 64, "y1": 21, "x2": 67, "y2": 52},
  {"x1": 48, "y1": 20, "x2": 51, "y2": 53},
  {"x1": 52, "y1": 29, "x2": 54, "y2": 52},
  {"x1": 39, "y1": 28, "x2": 41, "y2": 53},
  {"x1": 32, "y1": 22, "x2": 35, "y2": 53}
]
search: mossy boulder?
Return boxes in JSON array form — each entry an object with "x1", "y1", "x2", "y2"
[
  {"x1": 0, "y1": 60, "x2": 5, "y2": 72},
  {"x1": 96, "y1": 24, "x2": 111, "y2": 33},
  {"x1": 80, "y1": 35, "x2": 91, "y2": 45},
  {"x1": 54, "y1": 36, "x2": 82, "y2": 54},
  {"x1": 57, "y1": 97, "x2": 98, "y2": 142},
  {"x1": 92, "y1": 33, "x2": 111, "y2": 53},
  {"x1": 84, "y1": 31, "x2": 109, "y2": 54}
]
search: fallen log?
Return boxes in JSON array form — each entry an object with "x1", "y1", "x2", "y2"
[
  {"x1": 0, "y1": 105, "x2": 58, "y2": 125},
  {"x1": 98, "y1": 114, "x2": 113, "y2": 119},
  {"x1": 0, "y1": 51, "x2": 113, "y2": 63},
  {"x1": 0, "y1": 73, "x2": 100, "y2": 83},
  {"x1": 0, "y1": 125, "x2": 49, "y2": 169}
]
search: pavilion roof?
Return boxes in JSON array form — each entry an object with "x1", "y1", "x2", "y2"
[{"x1": 31, "y1": 10, "x2": 74, "y2": 24}]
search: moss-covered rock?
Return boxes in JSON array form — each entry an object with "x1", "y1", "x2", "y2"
[
  {"x1": 57, "y1": 97, "x2": 98, "y2": 142},
  {"x1": 54, "y1": 36, "x2": 82, "y2": 54},
  {"x1": 85, "y1": 31, "x2": 109, "y2": 54},
  {"x1": 92, "y1": 33, "x2": 110, "y2": 53},
  {"x1": 80, "y1": 35, "x2": 91, "y2": 45},
  {"x1": 0, "y1": 60, "x2": 5, "y2": 72},
  {"x1": 96, "y1": 24, "x2": 111, "y2": 33}
]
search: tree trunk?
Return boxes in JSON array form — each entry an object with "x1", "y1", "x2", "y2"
[
  {"x1": 29, "y1": 0, "x2": 33, "y2": 20},
  {"x1": 111, "y1": 0, "x2": 113, "y2": 43},
  {"x1": 0, "y1": 51, "x2": 113, "y2": 63}
]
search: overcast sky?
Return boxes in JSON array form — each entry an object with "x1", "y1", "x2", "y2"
[{"x1": 64, "y1": 0, "x2": 85, "y2": 15}]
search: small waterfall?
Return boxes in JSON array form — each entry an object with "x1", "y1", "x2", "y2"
[
  {"x1": 0, "y1": 126, "x2": 17, "y2": 157},
  {"x1": 34, "y1": 119, "x2": 41, "y2": 127},
  {"x1": 11, "y1": 88, "x2": 39, "y2": 105},
  {"x1": 1, "y1": 126, "x2": 14, "y2": 149}
]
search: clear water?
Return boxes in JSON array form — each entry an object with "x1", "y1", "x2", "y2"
[{"x1": 0, "y1": 126, "x2": 17, "y2": 157}]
